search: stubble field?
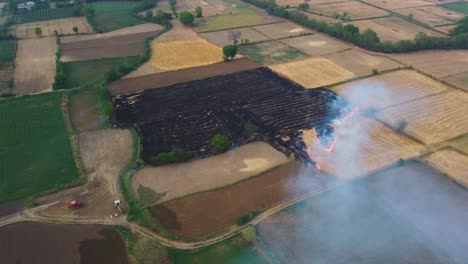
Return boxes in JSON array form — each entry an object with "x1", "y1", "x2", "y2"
[
  {"x1": 312, "y1": 1, "x2": 389, "y2": 20},
  {"x1": 14, "y1": 17, "x2": 93, "y2": 38},
  {"x1": 424, "y1": 149, "x2": 468, "y2": 187},
  {"x1": 252, "y1": 21, "x2": 312, "y2": 39}
]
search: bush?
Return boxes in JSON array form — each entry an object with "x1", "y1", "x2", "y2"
[
  {"x1": 372, "y1": 68, "x2": 380, "y2": 75},
  {"x1": 195, "y1": 6, "x2": 202, "y2": 17},
  {"x1": 211, "y1": 133, "x2": 229, "y2": 151},
  {"x1": 179, "y1": 11, "x2": 195, "y2": 25},
  {"x1": 245, "y1": 122, "x2": 259, "y2": 136},
  {"x1": 151, "y1": 148, "x2": 193, "y2": 166},
  {"x1": 236, "y1": 210, "x2": 259, "y2": 225}
]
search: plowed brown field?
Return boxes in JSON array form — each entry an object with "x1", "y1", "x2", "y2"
[
  {"x1": 377, "y1": 90, "x2": 468, "y2": 144},
  {"x1": 270, "y1": 57, "x2": 355, "y2": 88},
  {"x1": 331, "y1": 70, "x2": 448, "y2": 110},
  {"x1": 424, "y1": 149, "x2": 468, "y2": 187}
]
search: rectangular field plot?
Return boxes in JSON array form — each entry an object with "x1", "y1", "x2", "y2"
[
  {"x1": 443, "y1": 71, "x2": 468, "y2": 92},
  {"x1": 280, "y1": 34, "x2": 351, "y2": 56},
  {"x1": 348, "y1": 17, "x2": 444, "y2": 42},
  {"x1": 252, "y1": 21, "x2": 312, "y2": 39},
  {"x1": 151, "y1": 38, "x2": 223, "y2": 71},
  {"x1": 408, "y1": 5, "x2": 465, "y2": 21},
  {"x1": 14, "y1": 17, "x2": 93, "y2": 39},
  {"x1": 293, "y1": 10, "x2": 341, "y2": 24},
  {"x1": 311, "y1": 1, "x2": 389, "y2": 20},
  {"x1": 238, "y1": 41, "x2": 307, "y2": 65},
  {"x1": 306, "y1": 117, "x2": 424, "y2": 179},
  {"x1": 90, "y1": 1, "x2": 145, "y2": 32},
  {"x1": 424, "y1": 149, "x2": 468, "y2": 187},
  {"x1": 0, "y1": 94, "x2": 78, "y2": 204},
  {"x1": 195, "y1": 12, "x2": 280, "y2": 32},
  {"x1": 391, "y1": 50, "x2": 468, "y2": 78},
  {"x1": 15, "y1": 7, "x2": 76, "y2": 23},
  {"x1": 270, "y1": 57, "x2": 356, "y2": 88},
  {"x1": 260, "y1": 162, "x2": 468, "y2": 264},
  {"x1": 176, "y1": 0, "x2": 237, "y2": 16},
  {"x1": 200, "y1": 27, "x2": 269, "y2": 47},
  {"x1": 395, "y1": 7, "x2": 453, "y2": 27},
  {"x1": 324, "y1": 49, "x2": 401, "y2": 77},
  {"x1": 331, "y1": 70, "x2": 448, "y2": 110},
  {"x1": 362, "y1": 0, "x2": 434, "y2": 10},
  {"x1": 132, "y1": 142, "x2": 289, "y2": 204},
  {"x1": 150, "y1": 161, "x2": 333, "y2": 238},
  {"x1": 377, "y1": 91, "x2": 468, "y2": 145},
  {"x1": 13, "y1": 37, "x2": 56, "y2": 95}
]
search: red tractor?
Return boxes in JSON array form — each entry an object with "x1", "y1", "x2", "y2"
[{"x1": 67, "y1": 200, "x2": 84, "y2": 209}]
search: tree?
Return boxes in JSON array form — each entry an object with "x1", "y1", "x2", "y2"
[
  {"x1": 155, "y1": 10, "x2": 172, "y2": 22},
  {"x1": 132, "y1": 238, "x2": 169, "y2": 264},
  {"x1": 145, "y1": 10, "x2": 154, "y2": 20},
  {"x1": 35, "y1": 27, "x2": 42, "y2": 37},
  {"x1": 211, "y1": 133, "x2": 229, "y2": 151},
  {"x1": 222, "y1": 45, "x2": 237, "y2": 61},
  {"x1": 195, "y1": 6, "x2": 202, "y2": 17},
  {"x1": 298, "y1": 2, "x2": 309, "y2": 11},
  {"x1": 179, "y1": 11, "x2": 195, "y2": 25},
  {"x1": 72, "y1": 26, "x2": 79, "y2": 34}
]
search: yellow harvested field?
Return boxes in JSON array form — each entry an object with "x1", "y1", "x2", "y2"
[
  {"x1": 132, "y1": 142, "x2": 289, "y2": 203},
  {"x1": 395, "y1": 7, "x2": 452, "y2": 27},
  {"x1": 348, "y1": 17, "x2": 444, "y2": 42},
  {"x1": 306, "y1": 116, "x2": 425, "y2": 179},
  {"x1": 13, "y1": 37, "x2": 56, "y2": 95},
  {"x1": 391, "y1": 50, "x2": 468, "y2": 78},
  {"x1": 14, "y1": 17, "x2": 93, "y2": 38},
  {"x1": 424, "y1": 149, "x2": 468, "y2": 187},
  {"x1": 281, "y1": 34, "x2": 351, "y2": 56},
  {"x1": 324, "y1": 49, "x2": 402, "y2": 77},
  {"x1": 312, "y1": 1, "x2": 389, "y2": 20},
  {"x1": 270, "y1": 57, "x2": 355, "y2": 88},
  {"x1": 151, "y1": 38, "x2": 224, "y2": 71},
  {"x1": 362, "y1": 0, "x2": 434, "y2": 10},
  {"x1": 377, "y1": 90, "x2": 468, "y2": 145},
  {"x1": 332, "y1": 70, "x2": 448, "y2": 110},
  {"x1": 157, "y1": 20, "x2": 200, "y2": 43}
]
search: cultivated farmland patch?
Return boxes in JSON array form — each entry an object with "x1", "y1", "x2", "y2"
[
  {"x1": 270, "y1": 57, "x2": 355, "y2": 88},
  {"x1": 395, "y1": 7, "x2": 453, "y2": 27},
  {"x1": 280, "y1": 34, "x2": 351, "y2": 56},
  {"x1": 90, "y1": 1, "x2": 144, "y2": 32},
  {"x1": 200, "y1": 27, "x2": 269, "y2": 47},
  {"x1": 238, "y1": 40, "x2": 307, "y2": 65},
  {"x1": 376, "y1": 90, "x2": 468, "y2": 145},
  {"x1": 69, "y1": 91, "x2": 107, "y2": 132},
  {"x1": 132, "y1": 142, "x2": 289, "y2": 204},
  {"x1": 13, "y1": 37, "x2": 56, "y2": 95},
  {"x1": 176, "y1": 0, "x2": 237, "y2": 16},
  {"x1": 362, "y1": 0, "x2": 435, "y2": 10},
  {"x1": 293, "y1": 10, "x2": 341, "y2": 24},
  {"x1": 408, "y1": 5, "x2": 464, "y2": 21},
  {"x1": 347, "y1": 17, "x2": 444, "y2": 42},
  {"x1": 324, "y1": 49, "x2": 402, "y2": 77},
  {"x1": 14, "y1": 17, "x2": 93, "y2": 39},
  {"x1": 150, "y1": 38, "x2": 224, "y2": 71},
  {"x1": 442, "y1": 72, "x2": 468, "y2": 92},
  {"x1": 424, "y1": 149, "x2": 468, "y2": 187},
  {"x1": 252, "y1": 21, "x2": 312, "y2": 39},
  {"x1": 331, "y1": 70, "x2": 448, "y2": 110},
  {"x1": 306, "y1": 116, "x2": 425, "y2": 179},
  {"x1": 311, "y1": 1, "x2": 389, "y2": 20},
  {"x1": 195, "y1": 12, "x2": 280, "y2": 32}
]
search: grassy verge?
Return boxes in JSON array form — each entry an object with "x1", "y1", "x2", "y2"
[{"x1": 0, "y1": 93, "x2": 79, "y2": 204}]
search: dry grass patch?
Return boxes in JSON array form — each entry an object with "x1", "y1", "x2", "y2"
[
  {"x1": 270, "y1": 57, "x2": 355, "y2": 88},
  {"x1": 391, "y1": 50, "x2": 468, "y2": 78},
  {"x1": 348, "y1": 17, "x2": 444, "y2": 42},
  {"x1": 13, "y1": 37, "x2": 56, "y2": 95},
  {"x1": 324, "y1": 49, "x2": 401, "y2": 77},
  {"x1": 306, "y1": 116, "x2": 425, "y2": 179},
  {"x1": 200, "y1": 27, "x2": 269, "y2": 47},
  {"x1": 362, "y1": 0, "x2": 434, "y2": 10},
  {"x1": 151, "y1": 38, "x2": 223, "y2": 71},
  {"x1": 312, "y1": 1, "x2": 389, "y2": 20},
  {"x1": 424, "y1": 149, "x2": 468, "y2": 187},
  {"x1": 331, "y1": 70, "x2": 448, "y2": 110},
  {"x1": 14, "y1": 17, "x2": 93, "y2": 39},
  {"x1": 252, "y1": 21, "x2": 312, "y2": 39},
  {"x1": 377, "y1": 90, "x2": 468, "y2": 145},
  {"x1": 132, "y1": 142, "x2": 289, "y2": 204},
  {"x1": 281, "y1": 34, "x2": 351, "y2": 56}
]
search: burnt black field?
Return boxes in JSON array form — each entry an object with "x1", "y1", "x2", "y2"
[{"x1": 112, "y1": 67, "x2": 351, "y2": 162}]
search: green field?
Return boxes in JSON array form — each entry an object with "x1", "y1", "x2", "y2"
[
  {"x1": 171, "y1": 234, "x2": 268, "y2": 264},
  {"x1": 195, "y1": 12, "x2": 279, "y2": 32},
  {"x1": 0, "y1": 93, "x2": 78, "y2": 204},
  {"x1": 63, "y1": 56, "x2": 140, "y2": 88},
  {"x1": 90, "y1": 1, "x2": 144, "y2": 32},
  {"x1": 0, "y1": 40, "x2": 15, "y2": 63},
  {"x1": 238, "y1": 41, "x2": 306, "y2": 65},
  {"x1": 16, "y1": 7, "x2": 76, "y2": 23},
  {"x1": 442, "y1": 2, "x2": 468, "y2": 14}
]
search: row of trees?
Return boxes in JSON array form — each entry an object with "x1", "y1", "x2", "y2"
[{"x1": 242, "y1": 0, "x2": 468, "y2": 53}]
